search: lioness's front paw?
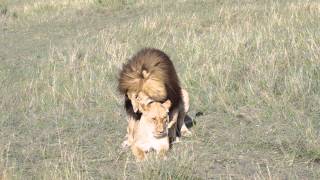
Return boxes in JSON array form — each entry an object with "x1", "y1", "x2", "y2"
[
  {"x1": 157, "y1": 149, "x2": 168, "y2": 160},
  {"x1": 136, "y1": 157, "x2": 146, "y2": 162}
]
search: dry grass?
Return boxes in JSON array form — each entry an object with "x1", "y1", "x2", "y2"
[{"x1": 1, "y1": 0, "x2": 320, "y2": 179}]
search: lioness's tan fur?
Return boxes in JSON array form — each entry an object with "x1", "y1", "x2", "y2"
[
  {"x1": 131, "y1": 100, "x2": 171, "y2": 161},
  {"x1": 123, "y1": 89, "x2": 191, "y2": 148}
]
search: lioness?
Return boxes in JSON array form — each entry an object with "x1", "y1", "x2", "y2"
[
  {"x1": 123, "y1": 88, "x2": 190, "y2": 148},
  {"x1": 131, "y1": 100, "x2": 172, "y2": 161}
]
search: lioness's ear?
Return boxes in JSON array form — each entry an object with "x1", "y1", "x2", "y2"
[{"x1": 162, "y1": 100, "x2": 171, "y2": 110}]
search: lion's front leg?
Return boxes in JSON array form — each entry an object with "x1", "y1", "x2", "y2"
[
  {"x1": 179, "y1": 89, "x2": 192, "y2": 137},
  {"x1": 177, "y1": 107, "x2": 192, "y2": 137},
  {"x1": 168, "y1": 107, "x2": 179, "y2": 144}
]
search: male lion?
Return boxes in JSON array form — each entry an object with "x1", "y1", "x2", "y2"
[
  {"x1": 131, "y1": 100, "x2": 172, "y2": 161},
  {"x1": 118, "y1": 48, "x2": 191, "y2": 147}
]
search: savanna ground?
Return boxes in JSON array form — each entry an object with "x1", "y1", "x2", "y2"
[{"x1": 1, "y1": 0, "x2": 320, "y2": 179}]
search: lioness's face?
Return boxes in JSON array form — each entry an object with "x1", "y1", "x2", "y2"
[{"x1": 141, "y1": 100, "x2": 171, "y2": 138}]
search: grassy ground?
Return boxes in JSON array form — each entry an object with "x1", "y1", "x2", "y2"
[{"x1": 1, "y1": 0, "x2": 320, "y2": 179}]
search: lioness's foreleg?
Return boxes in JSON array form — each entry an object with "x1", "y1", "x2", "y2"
[
  {"x1": 131, "y1": 145, "x2": 146, "y2": 161},
  {"x1": 157, "y1": 141, "x2": 170, "y2": 160},
  {"x1": 122, "y1": 94, "x2": 140, "y2": 148},
  {"x1": 157, "y1": 148, "x2": 169, "y2": 160},
  {"x1": 122, "y1": 116, "x2": 137, "y2": 148}
]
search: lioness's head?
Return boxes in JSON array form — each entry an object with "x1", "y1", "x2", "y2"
[{"x1": 140, "y1": 100, "x2": 171, "y2": 138}]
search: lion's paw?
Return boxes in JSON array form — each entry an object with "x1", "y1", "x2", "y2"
[{"x1": 181, "y1": 127, "x2": 192, "y2": 137}]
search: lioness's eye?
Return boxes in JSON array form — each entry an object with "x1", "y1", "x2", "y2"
[{"x1": 152, "y1": 117, "x2": 156, "y2": 121}]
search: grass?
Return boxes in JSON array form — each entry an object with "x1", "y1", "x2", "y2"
[{"x1": 1, "y1": 0, "x2": 320, "y2": 179}]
